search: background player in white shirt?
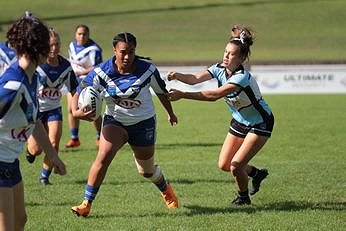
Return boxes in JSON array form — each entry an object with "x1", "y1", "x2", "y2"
[
  {"x1": 25, "y1": 29, "x2": 78, "y2": 185},
  {"x1": 65, "y1": 24, "x2": 103, "y2": 148},
  {"x1": 70, "y1": 32, "x2": 178, "y2": 217},
  {"x1": 0, "y1": 12, "x2": 66, "y2": 230},
  {"x1": 167, "y1": 25, "x2": 274, "y2": 206}
]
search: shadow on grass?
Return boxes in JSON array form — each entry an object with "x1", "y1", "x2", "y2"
[
  {"x1": 60, "y1": 147, "x2": 98, "y2": 153},
  {"x1": 65, "y1": 200, "x2": 346, "y2": 219},
  {"x1": 156, "y1": 142, "x2": 222, "y2": 149},
  {"x1": 184, "y1": 200, "x2": 346, "y2": 215},
  {"x1": 70, "y1": 177, "x2": 231, "y2": 186}
]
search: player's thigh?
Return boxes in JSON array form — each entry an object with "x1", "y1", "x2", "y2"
[
  {"x1": 97, "y1": 124, "x2": 128, "y2": 163},
  {"x1": 13, "y1": 181, "x2": 26, "y2": 228},
  {"x1": 232, "y1": 133, "x2": 269, "y2": 166},
  {"x1": 0, "y1": 187, "x2": 15, "y2": 230},
  {"x1": 218, "y1": 133, "x2": 244, "y2": 168},
  {"x1": 131, "y1": 145, "x2": 155, "y2": 160},
  {"x1": 47, "y1": 120, "x2": 62, "y2": 146}
]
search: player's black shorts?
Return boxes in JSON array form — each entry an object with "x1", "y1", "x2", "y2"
[
  {"x1": 38, "y1": 107, "x2": 63, "y2": 123},
  {"x1": 229, "y1": 113, "x2": 274, "y2": 138},
  {"x1": 0, "y1": 159, "x2": 22, "y2": 187},
  {"x1": 103, "y1": 115, "x2": 156, "y2": 147}
]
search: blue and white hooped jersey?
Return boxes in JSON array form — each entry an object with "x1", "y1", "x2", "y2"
[
  {"x1": 0, "y1": 62, "x2": 38, "y2": 163},
  {"x1": 35, "y1": 55, "x2": 78, "y2": 112},
  {"x1": 68, "y1": 39, "x2": 102, "y2": 79},
  {"x1": 0, "y1": 42, "x2": 17, "y2": 76},
  {"x1": 79, "y1": 57, "x2": 167, "y2": 126},
  {"x1": 208, "y1": 63, "x2": 272, "y2": 126}
]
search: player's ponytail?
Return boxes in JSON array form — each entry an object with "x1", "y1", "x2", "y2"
[{"x1": 229, "y1": 25, "x2": 254, "y2": 61}]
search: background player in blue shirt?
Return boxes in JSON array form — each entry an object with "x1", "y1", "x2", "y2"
[
  {"x1": 25, "y1": 29, "x2": 78, "y2": 185},
  {"x1": 65, "y1": 24, "x2": 103, "y2": 148},
  {"x1": 0, "y1": 41, "x2": 17, "y2": 76},
  {"x1": 167, "y1": 25, "x2": 274, "y2": 206},
  {"x1": 0, "y1": 12, "x2": 66, "y2": 230},
  {"x1": 70, "y1": 32, "x2": 178, "y2": 217}
]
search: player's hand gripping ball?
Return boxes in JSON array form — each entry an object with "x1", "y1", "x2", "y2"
[{"x1": 78, "y1": 86, "x2": 102, "y2": 121}]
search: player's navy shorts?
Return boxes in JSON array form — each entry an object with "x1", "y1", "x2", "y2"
[
  {"x1": 103, "y1": 115, "x2": 156, "y2": 147},
  {"x1": 0, "y1": 159, "x2": 22, "y2": 187},
  {"x1": 229, "y1": 113, "x2": 274, "y2": 138},
  {"x1": 38, "y1": 107, "x2": 63, "y2": 123}
]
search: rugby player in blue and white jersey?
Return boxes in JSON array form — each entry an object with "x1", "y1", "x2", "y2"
[
  {"x1": 65, "y1": 24, "x2": 103, "y2": 148},
  {"x1": 70, "y1": 32, "x2": 178, "y2": 217},
  {"x1": 0, "y1": 41, "x2": 17, "y2": 76},
  {"x1": 0, "y1": 13, "x2": 66, "y2": 230},
  {"x1": 25, "y1": 29, "x2": 78, "y2": 185},
  {"x1": 167, "y1": 25, "x2": 274, "y2": 206}
]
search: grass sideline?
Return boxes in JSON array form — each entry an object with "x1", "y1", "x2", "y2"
[
  {"x1": 21, "y1": 95, "x2": 345, "y2": 231},
  {"x1": 0, "y1": 0, "x2": 345, "y2": 63}
]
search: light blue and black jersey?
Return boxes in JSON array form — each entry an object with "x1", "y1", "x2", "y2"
[
  {"x1": 79, "y1": 56, "x2": 167, "y2": 126},
  {"x1": 208, "y1": 63, "x2": 272, "y2": 126},
  {"x1": 0, "y1": 61, "x2": 38, "y2": 162}
]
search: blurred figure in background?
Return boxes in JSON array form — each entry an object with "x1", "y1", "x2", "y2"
[
  {"x1": 0, "y1": 12, "x2": 66, "y2": 230},
  {"x1": 65, "y1": 24, "x2": 103, "y2": 148},
  {"x1": 0, "y1": 40, "x2": 17, "y2": 76},
  {"x1": 25, "y1": 28, "x2": 78, "y2": 185}
]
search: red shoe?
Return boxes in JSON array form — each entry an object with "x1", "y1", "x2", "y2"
[{"x1": 65, "y1": 139, "x2": 80, "y2": 148}]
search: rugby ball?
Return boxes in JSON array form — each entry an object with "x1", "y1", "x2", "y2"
[{"x1": 78, "y1": 86, "x2": 102, "y2": 121}]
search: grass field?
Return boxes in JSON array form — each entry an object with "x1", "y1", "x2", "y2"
[
  {"x1": 21, "y1": 95, "x2": 345, "y2": 231},
  {"x1": 1, "y1": 0, "x2": 345, "y2": 230},
  {"x1": 0, "y1": 0, "x2": 345, "y2": 63}
]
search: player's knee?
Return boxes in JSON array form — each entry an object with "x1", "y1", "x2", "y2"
[
  {"x1": 230, "y1": 161, "x2": 242, "y2": 176},
  {"x1": 218, "y1": 161, "x2": 231, "y2": 172},
  {"x1": 27, "y1": 147, "x2": 42, "y2": 156},
  {"x1": 50, "y1": 141, "x2": 59, "y2": 151},
  {"x1": 134, "y1": 154, "x2": 155, "y2": 178}
]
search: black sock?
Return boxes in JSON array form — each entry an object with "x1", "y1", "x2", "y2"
[
  {"x1": 248, "y1": 166, "x2": 259, "y2": 178},
  {"x1": 238, "y1": 189, "x2": 249, "y2": 197}
]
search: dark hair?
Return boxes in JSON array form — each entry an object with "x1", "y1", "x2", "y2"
[
  {"x1": 75, "y1": 24, "x2": 89, "y2": 34},
  {"x1": 6, "y1": 12, "x2": 50, "y2": 64},
  {"x1": 112, "y1": 32, "x2": 137, "y2": 48},
  {"x1": 112, "y1": 32, "x2": 151, "y2": 60},
  {"x1": 229, "y1": 25, "x2": 254, "y2": 61}
]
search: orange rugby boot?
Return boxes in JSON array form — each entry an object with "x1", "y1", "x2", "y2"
[
  {"x1": 161, "y1": 183, "x2": 178, "y2": 208},
  {"x1": 71, "y1": 200, "x2": 91, "y2": 217},
  {"x1": 65, "y1": 138, "x2": 80, "y2": 148}
]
